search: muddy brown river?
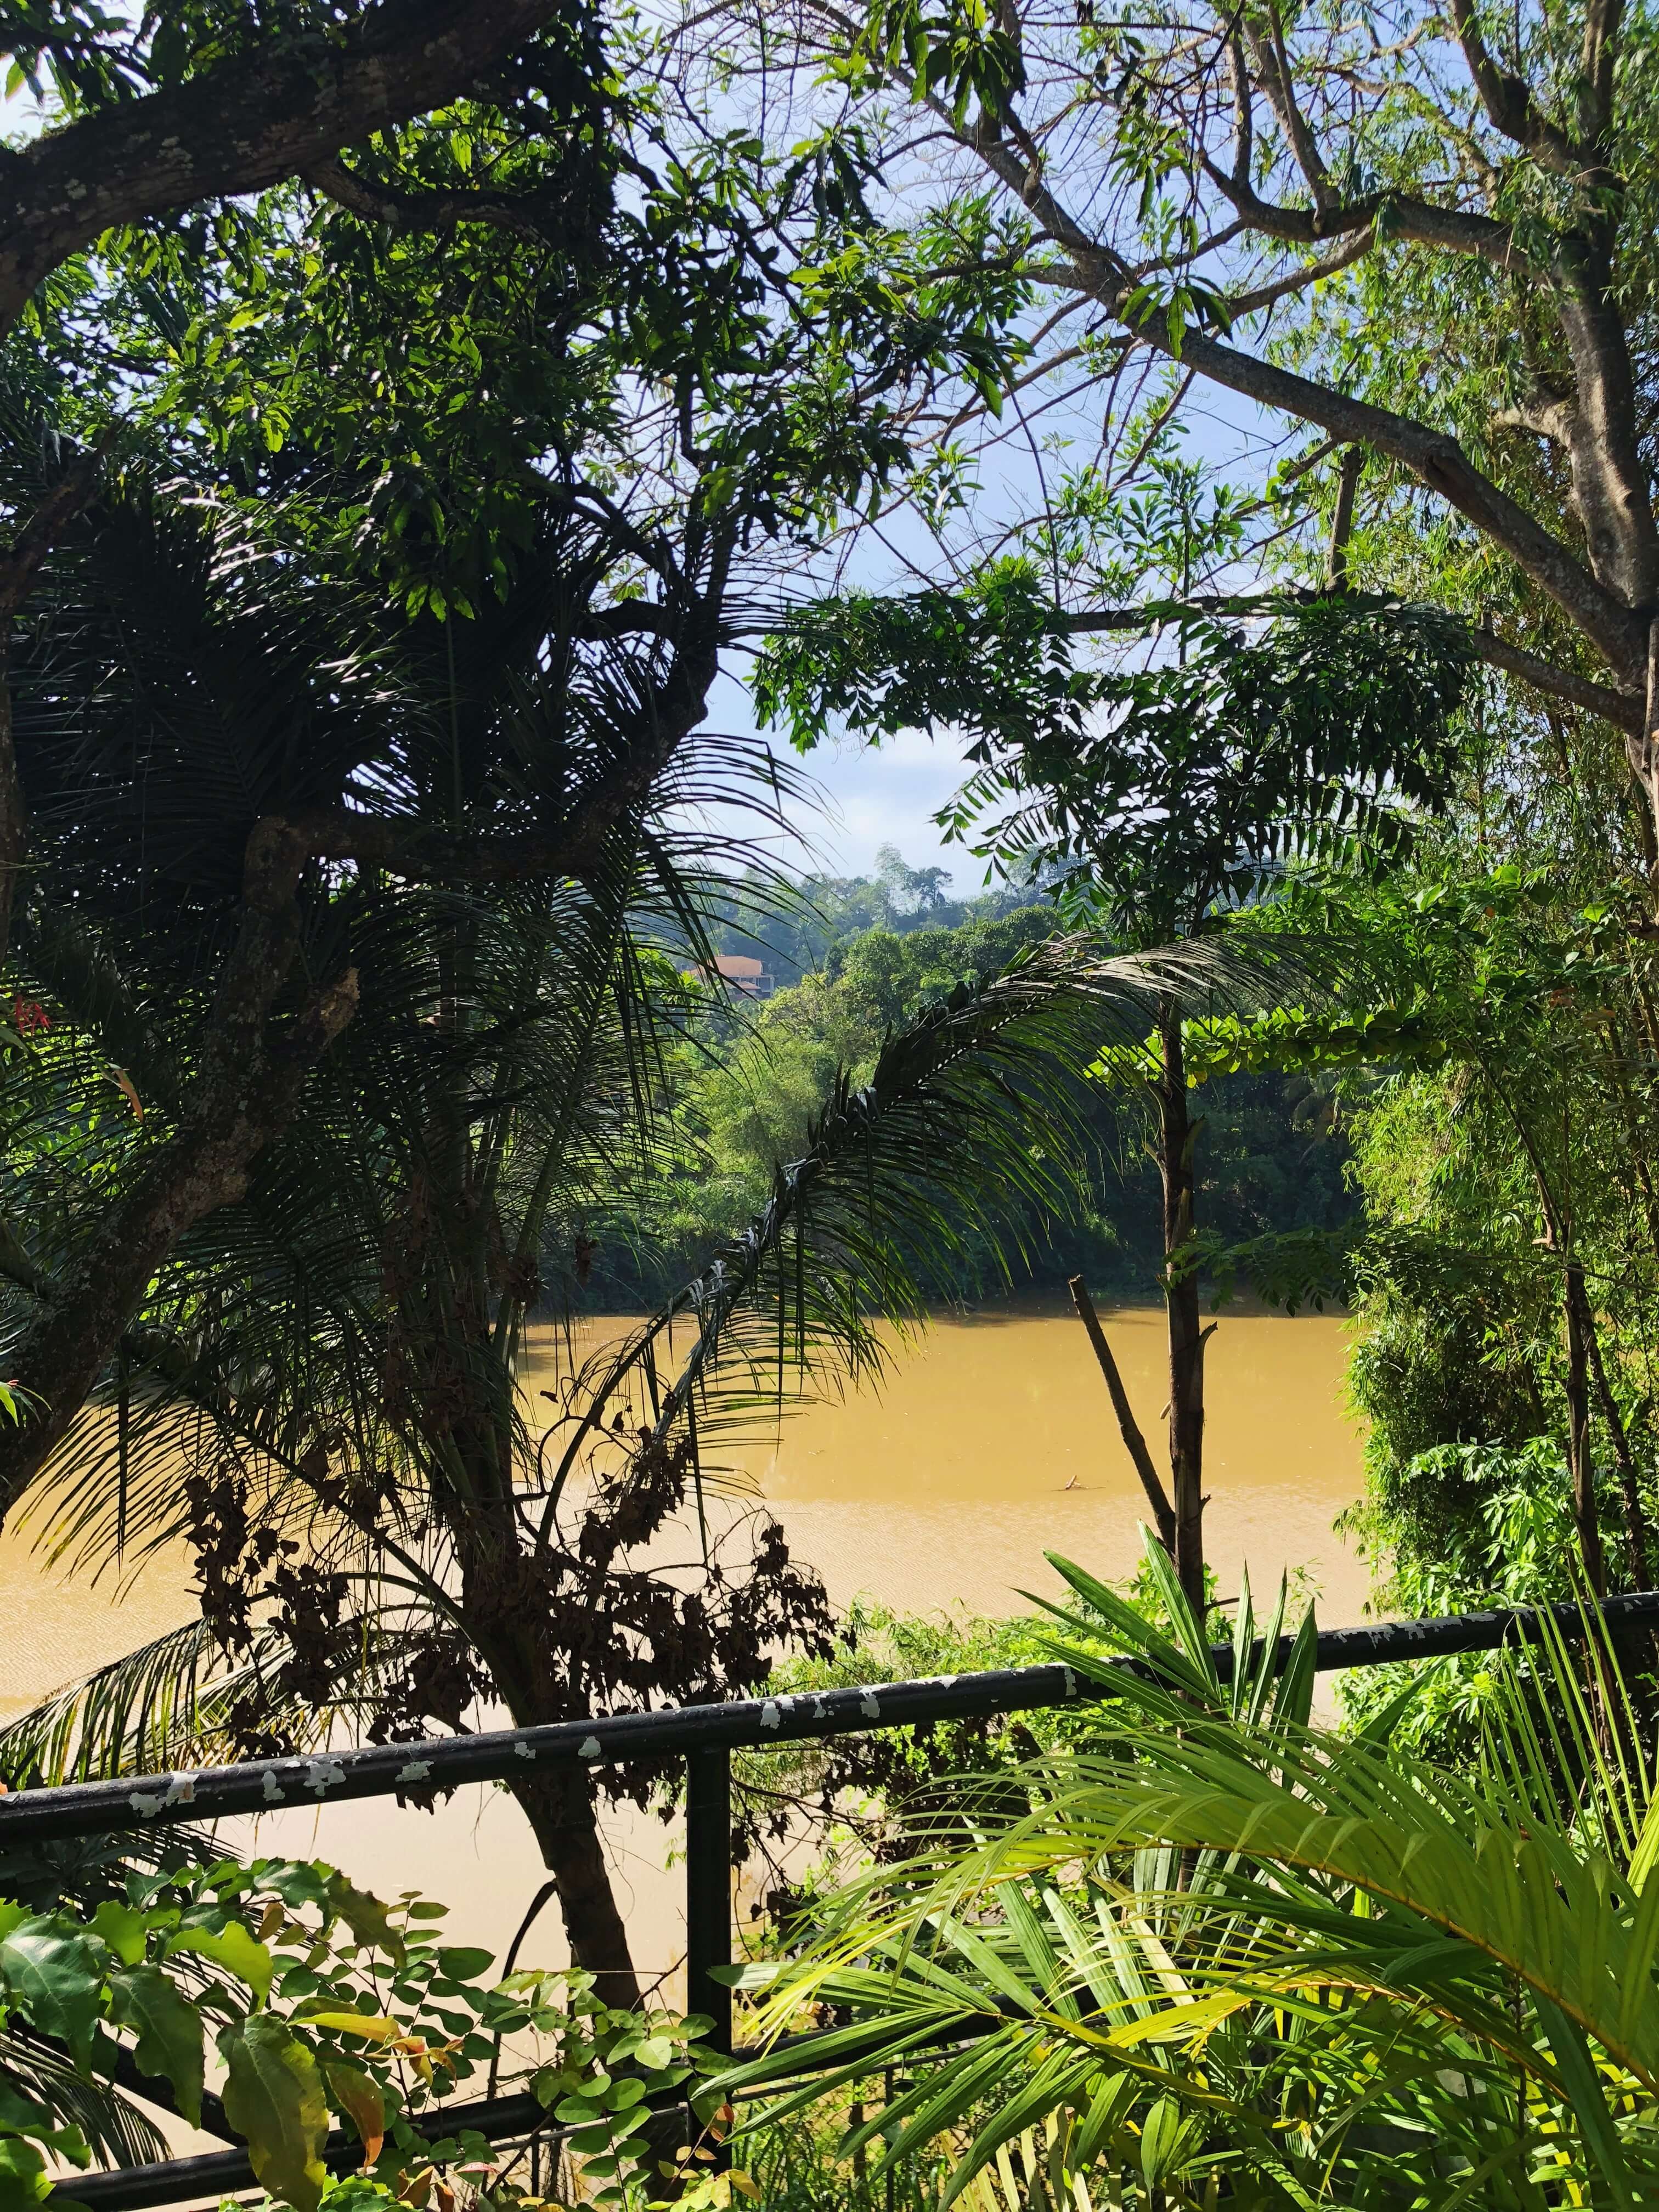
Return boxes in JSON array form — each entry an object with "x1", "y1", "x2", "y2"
[{"x1": 1, "y1": 1299, "x2": 1367, "y2": 2018}]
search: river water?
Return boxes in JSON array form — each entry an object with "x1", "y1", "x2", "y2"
[
  {"x1": 1, "y1": 1300, "x2": 1367, "y2": 2009},
  {"x1": 643, "y1": 1299, "x2": 1372, "y2": 1626}
]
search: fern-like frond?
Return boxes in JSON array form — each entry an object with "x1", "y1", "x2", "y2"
[
  {"x1": 552, "y1": 933, "x2": 1285, "y2": 1492},
  {"x1": 0, "y1": 1609, "x2": 414, "y2": 1786}
]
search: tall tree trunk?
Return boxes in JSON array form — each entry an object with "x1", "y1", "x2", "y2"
[
  {"x1": 1563, "y1": 1260, "x2": 1607, "y2": 1598},
  {"x1": 506, "y1": 1763, "x2": 642, "y2": 2008},
  {"x1": 1157, "y1": 1008, "x2": 1207, "y2": 1619},
  {"x1": 1575, "y1": 1272, "x2": 1651, "y2": 1587},
  {"x1": 461, "y1": 1555, "x2": 644, "y2": 2006}
]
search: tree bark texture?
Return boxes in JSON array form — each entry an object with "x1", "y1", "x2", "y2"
[
  {"x1": 460, "y1": 1555, "x2": 645, "y2": 2004},
  {"x1": 1156, "y1": 1010, "x2": 1208, "y2": 1618},
  {"x1": 0, "y1": 1, "x2": 571, "y2": 337},
  {"x1": 505, "y1": 1763, "x2": 642, "y2": 2007},
  {"x1": 0, "y1": 819, "x2": 357, "y2": 1525},
  {"x1": 1563, "y1": 1260, "x2": 1607, "y2": 1597}
]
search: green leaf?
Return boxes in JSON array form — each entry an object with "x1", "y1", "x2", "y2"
[
  {"x1": 0, "y1": 2087, "x2": 53, "y2": 2141},
  {"x1": 0, "y1": 2135, "x2": 50, "y2": 2212},
  {"x1": 322, "y1": 2059, "x2": 386, "y2": 2164},
  {"x1": 325, "y1": 1876, "x2": 405, "y2": 1968},
  {"x1": 91, "y1": 1901, "x2": 149, "y2": 1968},
  {"x1": 219, "y1": 2014, "x2": 330, "y2": 2212},
  {"x1": 163, "y1": 1922, "x2": 274, "y2": 2004},
  {"x1": 0, "y1": 1915, "x2": 109, "y2": 2072},
  {"x1": 108, "y1": 1962, "x2": 206, "y2": 2126},
  {"x1": 434, "y1": 1946, "x2": 492, "y2": 1983},
  {"x1": 1139, "y1": 2094, "x2": 1197, "y2": 2187},
  {"x1": 292, "y1": 2009, "x2": 398, "y2": 2040}
]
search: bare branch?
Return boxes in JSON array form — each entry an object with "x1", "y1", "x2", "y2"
[
  {"x1": 1325, "y1": 448, "x2": 1364, "y2": 590},
  {"x1": 1227, "y1": 225, "x2": 1376, "y2": 318},
  {"x1": 1469, "y1": 624, "x2": 1641, "y2": 730},
  {"x1": 1492, "y1": 394, "x2": 1577, "y2": 450},
  {"x1": 1069, "y1": 1274, "x2": 1175, "y2": 1552},
  {"x1": 1244, "y1": 10, "x2": 1335, "y2": 211},
  {"x1": 1201, "y1": 153, "x2": 1519, "y2": 269},
  {"x1": 1579, "y1": 0, "x2": 1624, "y2": 144},
  {"x1": 307, "y1": 157, "x2": 558, "y2": 244},
  {"x1": 1447, "y1": 0, "x2": 1578, "y2": 172}
]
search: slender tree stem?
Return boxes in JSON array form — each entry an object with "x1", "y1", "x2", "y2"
[
  {"x1": 1579, "y1": 1281, "x2": 1651, "y2": 1586},
  {"x1": 1157, "y1": 1008, "x2": 1209, "y2": 1617},
  {"x1": 1563, "y1": 1261, "x2": 1607, "y2": 1598},
  {"x1": 1067, "y1": 1274, "x2": 1176, "y2": 1550}
]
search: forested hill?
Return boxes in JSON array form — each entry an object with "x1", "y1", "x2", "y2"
[
  {"x1": 582, "y1": 885, "x2": 1358, "y2": 1309},
  {"x1": 701, "y1": 844, "x2": 1048, "y2": 983}
]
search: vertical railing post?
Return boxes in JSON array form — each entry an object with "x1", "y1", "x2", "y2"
[{"x1": 685, "y1": 1745, "x2": 733, "y2": 2057}]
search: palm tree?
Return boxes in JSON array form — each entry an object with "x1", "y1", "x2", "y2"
[
  {"x1": 728, "y1": 1541, "x2": 1659, "y2": 2207},
  {"x1": 4, "y1": 456, "x2": 1278, "y2": 1999}
]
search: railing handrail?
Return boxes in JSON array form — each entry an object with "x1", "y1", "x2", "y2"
[
  {"x1": 7, "y1": 1587, "x2": 1656, "y2": 1843},
  {"x1": 24, "y1": 1584, "x2": 1659, "y2": 2211}
]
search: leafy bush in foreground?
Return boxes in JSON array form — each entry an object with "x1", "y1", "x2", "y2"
[{"x1": 0, "y1": 1859, "x2": 718, "y2": 2212}]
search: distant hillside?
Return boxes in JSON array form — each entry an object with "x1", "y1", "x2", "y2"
[
  {"x1": 699, "y1": 846, "x2": 1047, "y2": 985},
  {"x1": 567, "y1": 896, "x2": 1358, "y2": 1312}
]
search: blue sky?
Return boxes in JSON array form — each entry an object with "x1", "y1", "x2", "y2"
[{"x1": 703, "y1": 664, "x2": 975, "y2": 888}]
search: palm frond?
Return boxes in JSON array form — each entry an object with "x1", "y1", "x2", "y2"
[
  {"x1": 551, "y1": 933, "x2": 1283, "y2": 1492},
  {"x1": 727, "y1": 1545, "x2": 1659, "y2": 2209},
  {"x1": 0, "y1": 1609, "x2": 414, "y2": 1786},
  {"x1": 0, "y1": 2032, "x2": 170, "y2": 2169}
]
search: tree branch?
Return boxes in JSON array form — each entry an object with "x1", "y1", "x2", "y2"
[
  {"x1": 1226, "y1": 226, "x2": 1377, "y2": 319},
  {"x1": 1061, "y1": 586, "x2": 1642, "y2": 730},
  {"x1": 1492, "y1": 393, "x2": 1577, "y2": 449},
  {"x1": 1325, "y1": 447, "x2": 1364, "y2": 589},
  {"x1": 1579, "y1": 0, "x2": 1624, "y2": 144},
  {"x1": 296, "y1": 600, "x2": 724, "y2": 885},
  {"x1": 1447, "y1": 0, "x2": 1578, "y2": 171},
  {"x1": 1468, "y1": 624, "x2": 1641, "y2": 729},
  {"x1": 1200, "y1": 153, "x2": 1519, "y2": 268},
  {"x1": 0, "y1": 0, "x2": 573, "y2": 336},
  {"x1": 306, "y1": 156, "x2": 556, "y2": 245},
  {"x1": 965, "y1": 123, "x2": 1616, "y2": 668},
  {"x1": 0, "y1": 820, "x2": 358, "y2": 1527},
  {"x1": 1130, "y1": 310, "x2": 1643, "y2": 678},
  {"x1": 1068, "y1": 1275, "x2": 1176, "y2": 1551},
  {"x1": 1244, "y1": 10, "x2": 1336, "y2": 211}
]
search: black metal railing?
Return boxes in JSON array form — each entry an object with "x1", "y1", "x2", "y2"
[{"x1": 18, "y1": 1587, "x2": 1659, "y2": 2210}]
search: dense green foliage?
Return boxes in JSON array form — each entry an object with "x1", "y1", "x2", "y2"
[
  {"x1": 581, "y1": 903, "x2": 1356, "y2": 1305},
  {"x1": 729, "y1": 1542, "x2": 1659, "y2": 2212},
  {"x1": 757, "y1": 582, "x2": 1474, "y2": 931},
  {"x1": 12, "y1": 0, "x2": 1659, "y2": 2202},
  {"x1": 0, "y1": 1853, "x2": 718, "y2": 2212}
]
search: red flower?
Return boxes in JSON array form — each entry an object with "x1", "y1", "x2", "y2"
[{"x1": 11, "y1": 997, "x2": 49, "y2": 1036}]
